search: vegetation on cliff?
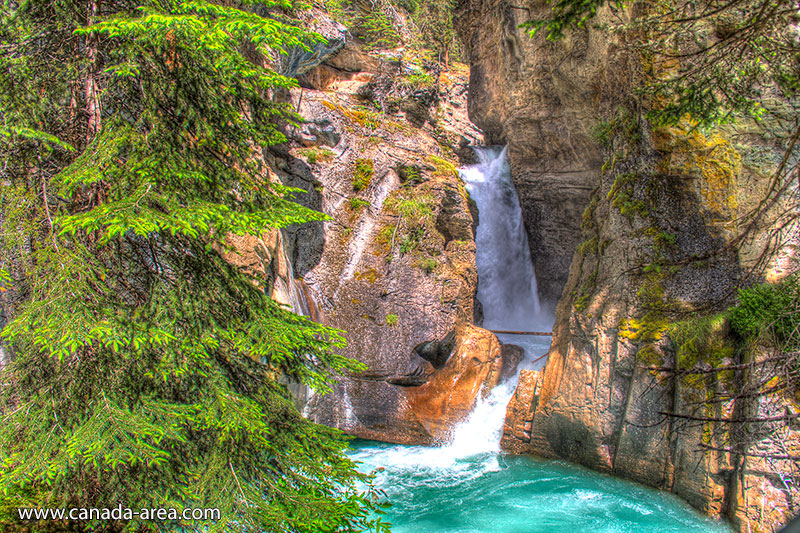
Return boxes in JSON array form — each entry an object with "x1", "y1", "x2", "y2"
[
  {"x1": 0, "y1": 1, "x2": 388, "y2": 531},
  {"x1": 531, "y1": 0, "x2": 800, "y2": 507},
  {"x1": 325, "y1": 0, "x2": 462, "y2": 65}
]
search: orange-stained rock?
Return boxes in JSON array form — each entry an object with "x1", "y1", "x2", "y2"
[
  {"x1": 500, "y1": 369, "x2": 540, "y2": 454},
  {"x1": 313, "y1": 324, "x2": 520, "y2": 446},
  {"x1": 406, "y1": 324, "x2": 507, "y2": 441}
]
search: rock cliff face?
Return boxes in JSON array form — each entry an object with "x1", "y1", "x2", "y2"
[
  {"x1": 457, "y1": 1, "x2": 799, "y2": 531},
  {"x1": 456, "y1": 0, "x2": 631, "y2": 303},
  {"x1": 256, "y1": 7, "x2": 522, "y2": 444}
]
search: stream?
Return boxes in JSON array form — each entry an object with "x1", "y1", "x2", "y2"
[{"x1": 348, "y1": 147, "x2": 732, "y2": 532}]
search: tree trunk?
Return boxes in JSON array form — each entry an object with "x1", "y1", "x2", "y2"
[{"x1": 85, "y1": 0, "x2": 101, "y2": 143}]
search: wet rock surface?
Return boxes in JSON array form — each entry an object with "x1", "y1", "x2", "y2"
[{"x1": 312, "y1": 324, "x2": 519, "y2": 445}]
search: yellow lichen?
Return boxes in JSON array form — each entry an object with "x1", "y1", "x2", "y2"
[
  {"x1": 618, "y1": 315, "x2": 669, "y2": 343},
  {"x1": 354, "y1": 268, "x2": 380, "y2": 283},
  {"x1": 661, "y1": 122, "x2": 742, "y2": 216},
  {"x1": 426, "y1": 155, "x2": 459, "y2": 180},
  {"x1": 692, "y1": 132, "x2": 741, "y2": 213},
  {"x1": 322, "y1": 99, "x2": 381, "y2": 130}
]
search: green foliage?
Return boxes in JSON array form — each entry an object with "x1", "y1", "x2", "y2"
[
  {"x1": 577, "y1": 236, "x2": 599, "y2": 256},
  {"x1": 404, "y1": 0, "x2": 462, "y2": 66},
  {"x1": 730, "y1": 275, "x2": 800, "y2": 347},
  {"x1": 325, "y1": 0, "x2": 400, "y2": 50},
  {"x1": 426, "y1": 155, "x2": 458, "y2": 179},
  {"x1": 298, "y1": 147, "x2": 335, "y2": 164},
  {"x1": 668, "y1": 313, "x2": 737, "y2": 392},
  {"x1": 581, "y1": 196, "x2": 599, "y2": 231},
  {"x1": 590, "y1": 119, "x2": 615, "y2": 148},
  {"x1": 0, "y1": 268, "x2": 11, "y2": 294},
  {"x1": 400, "y1": 71, "x2": 436, "y2": 90},
  {"x1": 654, "y1": 231, "x2": 677, "y2": 248},
  {"x1": 349, "y1": 197, "x2": 371, "y2": 211},
  {"x1": 0, "y1": 2, "x2": 387, "y2": 532},
  {"x1": 671, "y1": 314, "x2": 734, "y2": 369},
  {"x1": 377, "y1": 224, "x2": 397, "y2": 249},
  {"x1": 322, "y1": 100, "x2": 382, "y2": 131},
  {"x1": 607, "y1": 172, "x2": 648, "y2": 220},
  {"x1": 356, "y1": 9, "x2": 401, "y2": 50},
  {"x1": 384, "y1": 313, "x2": 399, "y2": 326},
  {"x1": 573, "y1": 271, "x2": 597, "y2": 312},
  {"x1": 397, "y1": 164, "x2": 423, "y2": 184},
  {"x1": 382, "y1": 190, "x2": 434, "y2": 256},
  {"x1": 353, "y1": 158, "x2": 374, "y2": 191},
  {"x1": 524, "y1": 0, "x2": 800, "y2": 129},
  {"x1": 521, "y1": 0, "x2": 623, "y2": 41},
  {"x1": 398, "y1": 225, "x2": 425, "y2": 254},
  {"x1": 384, "y1": 193, "x2": 434, "y2": 220},
  {"x1": 418, "y1": 257, "x2": 437, "y2": 273},
  {"x1": 593, "y1": 107, "x2": 641, "y2": 155},
  {"x1": 0, "y1": 486, "x2": 76, "y2": 533}
]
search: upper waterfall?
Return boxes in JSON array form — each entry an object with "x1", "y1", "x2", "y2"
[{"x1": 460, "y1": 146, "x2": 548, "y2": 332}]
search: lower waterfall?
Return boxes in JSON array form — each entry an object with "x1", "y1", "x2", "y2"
[{"x1": 348, "y1": 147, "x2": 731, "y2": 532}]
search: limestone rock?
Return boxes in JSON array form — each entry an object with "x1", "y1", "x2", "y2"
[
  {"x1": 456, "y1": 0, "x2": 630, "y2": 302},
  {"x1": 406, "y1": 324, "x2": 508, "y2": 441},
  {"x1": 501, "y1": 369, "x2": 540, "y2": 454},
  {"x1": 500, "y1": 344, "x2": 524, "y2": 380},
  {"x1": 268, "y1": 6, "x2": 486, "y2": 444}
]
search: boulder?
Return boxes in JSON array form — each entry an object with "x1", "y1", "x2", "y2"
[
  {"x1": 406, "y1": 324, "x2": 508, "y2": 441},
  {"x1": 308, "y1": 325, "x2": 517, "y2": 445}
]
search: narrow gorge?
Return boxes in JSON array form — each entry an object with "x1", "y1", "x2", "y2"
[
  {"x1": 257, "y1": 1, "x2": 799, "y2": 532},
  {"x1": 1, "y1": 1, "x2": 798, "y2": 532}
]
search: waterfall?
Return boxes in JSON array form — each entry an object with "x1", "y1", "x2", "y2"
[
  {"x1": 347, "y1": 147, "x2": 731, "y2": 533},
  {"x1": 460, "y1": 146, "x2": 547, "y2": 332},
  {"x1": 439, "y1": 146, "x2": 553, "y2": 456},
  {"x1": 353, "y1": 147, "x2": 552, "y2": 466}
]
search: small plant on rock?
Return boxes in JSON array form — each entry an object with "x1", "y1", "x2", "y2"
[{"x1": 353, "y1": 159, "x2": 374, "y2": 191}]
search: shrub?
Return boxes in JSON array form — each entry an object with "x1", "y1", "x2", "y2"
[
  {"x1": 419, "y1": 257, "x2": 437, "y2": 273},
  {"x1": 384, "y1": 192, "x2": 434, "y2": 220},
  {"x1": 400, "y1": 71, "x2": 436, "y2": 90},
  {"x1": 426, "y1": 155, "x2": 458, "y2": 179},
  {"x1": 298, "y1": 147, "x2": 334, "y2": 164},
  {"x1": 352, "y1": 159, "x2": 374, "y2": 191},
  {"x1": 398, "y1": 225, "x2": 426, "y2": 254},
  {"x1": 349, "y1": 197, "x2": 370, "y2": 211},
  {"x1": 397, "y1": 164, "x2": 424, "y2": 184},
  {"x1": 729, "y1": 275, "x2": 800, "y2": 346}
]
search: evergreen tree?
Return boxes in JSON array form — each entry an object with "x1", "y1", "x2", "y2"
[
  {"x1": 325, "y1": 0, "x2": 401, "y2": 51},
  {"x1": 524, "y1": 0, "x2": 800, "y2": 128},
  {"x1": 408, "y1": 0, "x2": 460, "y2": 68},
  {"x1": 0, "y1": 1, "x2": 387, "y2": 531}
]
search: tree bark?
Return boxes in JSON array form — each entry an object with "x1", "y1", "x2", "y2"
[{"x1": 85, "y1": 0, "x2": 101, "y2": 143}]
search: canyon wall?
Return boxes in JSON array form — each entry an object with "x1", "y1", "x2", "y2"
[
  {"x1": 456, "y1": 0, "x2": 631, "y2": 303},
  {"x1": 457, "y1": 1, "x2": 799, "y2": 531},
  {"x1": 258, "y1": 8, "x2": 521, "y2": 445}
]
